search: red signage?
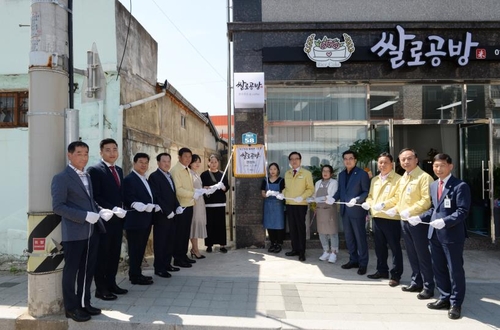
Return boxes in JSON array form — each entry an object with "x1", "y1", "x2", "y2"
[
  {"x1": 476, "y1": 48, "x2": 486, "y2": 59},
  {"x1": 33, "y1": 238, "x2": 45, "y2": 251}
]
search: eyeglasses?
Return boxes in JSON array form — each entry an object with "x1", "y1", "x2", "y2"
[{"x1": 343, "y1": 157, "x2": 355, "y2": 161}]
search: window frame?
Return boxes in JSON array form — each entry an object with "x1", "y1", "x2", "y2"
[{"x1": 0, "y1": 91, "x2": 29, "y2": 128}]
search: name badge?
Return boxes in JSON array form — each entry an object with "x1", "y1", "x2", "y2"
[
  {"x1": 444, "y1": 197, "x2": 451, "y2": 208},
  {"x1": 406, "y1": 186, "x2": 411, "y2": 194},
  {"x1": 384, "y1": 185, "x2": 390, "y2": 193}
]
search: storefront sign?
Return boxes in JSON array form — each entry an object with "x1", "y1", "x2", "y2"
[
  {"x1": 233, "y1": 144, "x2": 266, "y2": 178},
  {"x1": 303, "y1": 33, "x2": 355, "y2": 67},
  {"x1": 371, "y1": 25, "x2": 479, "y2": 69},
  {"x1": 234, "y1": 72, "x2": 265, "y2": 108}
]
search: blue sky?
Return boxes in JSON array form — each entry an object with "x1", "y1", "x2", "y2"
[{"x1": 118, "y1": 0, "x2": 229, "y2": 115}]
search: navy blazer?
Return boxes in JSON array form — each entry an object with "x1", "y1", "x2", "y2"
[
  {"x1": 123, "y1": 171, "x2": 154, "y2": 230},
  {"x1": 148, "y1": 169, "x2": 180, "y2": 222},
  {"x1": 87, "y1": 161, "x2": 124, "y2": 224},
  {"x1": 51, "y1": 166, "x2": 105, "y2": 242},
  {"x1": 333, "y1": 166, "x2": 370, "y2": 218},
  {"x1": 420, "y1": 175, "x2": 471, "y2": 243}
]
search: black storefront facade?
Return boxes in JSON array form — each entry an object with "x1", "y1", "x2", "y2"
[{"x1": 229, "y1": 0, "x2": 500, "y2": 247}]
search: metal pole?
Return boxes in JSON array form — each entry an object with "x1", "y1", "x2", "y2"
[
  {"x1": 27, "y1": 0, "x2": 69, "y2": 317},
  {"x1": 226, "y1": 0, "x2": 234, "y2": 242}
]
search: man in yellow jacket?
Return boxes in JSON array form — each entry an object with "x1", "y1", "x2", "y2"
[
  {"x1": 278, "y1": 151, "x2": 314, "y2": 261},
  {"x1": 376, "y1": 148, "x2": 434, "y2": 300},
  {"x1": 363, "y1": 152, "x2": 402, "y2": 287}
]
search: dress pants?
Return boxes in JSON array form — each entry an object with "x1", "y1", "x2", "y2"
[
  {"x1": 373, "y1": 217, "x2": 403, "y2": 280},
  {"x1": 174, "y1": 206, "x2": 193, "y2": 261},
  {"x1": 430, "y1": 232, "x2": 466, "y2": 306},
  {"x1": 401, "y1": 221, "x2": 434, "y2": 290},
  {"x1": 287, "y1": 205, "x2": 308, "y2": 254},
  {"x1": 62, "y1": 230, "x2": 99, "y2": 311},
  {"x1": 154, "y1": 217, "x2": 176, "y2": 271},
  {"x1": 95, "y1": 218, "x2": 124, "y2": 292},
  {"x1": 342, "y1": 215, "x2": 369, "y2": 267},
  {"x1": 126, "y1": 226, "x2": 151, "y2": 279}
]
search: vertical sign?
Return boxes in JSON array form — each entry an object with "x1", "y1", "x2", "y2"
[{"x1": 233, "y1": 72, "x2": 265, "y2": 108}]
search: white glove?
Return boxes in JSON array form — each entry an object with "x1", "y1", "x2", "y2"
[
  {"x1": 373, "y1": 203, "x2": 385, "y2": 212},
  {"x1": 326, "y1": 196, "x2": 335, "y2": 205},
  {"x1": 384, "y1": 207, "x2": 397, "y2": 218},
  {"x1": 132, "y1": 202, "x2": 147, "y2": 212},
  {"x1": 266, "y1": 190, "x2": 278, "y2": 197},
  {"x1": 346, "y1": 198, "x2": 357, "y2": 207},
  {"x1": 361, "y1": 202, "x2": 370, "y2": 210},
  {"x1": 154, "y1": 204, "x2": 162, "y2": 212},
  {"x1": 306, "y1": 197, "x2": 315, "y2": 203},
  {"x1": 176, "y1": 206, "x2": 184, "y2": 215},
  {"x1": 196, "y1": 188, "x2": 208, "y2": 195},
  {"x1": 206, "y1": 187, "x2": 217, "y2": 195},
  {"x1": 294, "y1": 196, "x2": 303, "y2": 203},
  {"x1": 430, "y1": 219, "x2": 446, "y2": 229},
  {"x1": 99, "y1": 209, "x2": 114, "y2": 221},
  {"x1": 145, "y1": 203, "x2": 155, "y2": 213},
  {"x1": 400, "y1": 209, "x2": 411, "y2": 220},
  {"x1": 85, "y1": 212, "x2": 100, "y2": 224},
  {"x1": 215, "y1": 182, "x2": 225, "y2": 190},
  {"x1": 167, "y1": 211, "x2": 175, "y2": 219},
  {"x1": 276, "y1": 193, "x2": 284, "y2": 200},
  {"x1": 112, "y1": 206, "x2": 127, "y2": 218},
  {"x1": 407, "y1": 215, "x2": 422, "y2": 226},
  {"x1": 193, "y1": 191, "x2": 203, "y2": 200}
]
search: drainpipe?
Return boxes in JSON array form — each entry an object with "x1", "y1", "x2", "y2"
[{"x1": 117, "y1": 91, "x2": 167, "y2": 167}]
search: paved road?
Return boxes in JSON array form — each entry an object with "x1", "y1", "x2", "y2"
[{"x1": 1, "y1": 248, "x2": 500, "y2": 329}]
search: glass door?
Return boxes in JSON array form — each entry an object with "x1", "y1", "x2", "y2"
[
  {"x1": 460, "y1": 121, "x2": 493, "y2": 237},
  {"x1": 369, "y1": 119, "x2": 393, "y2": 173}
]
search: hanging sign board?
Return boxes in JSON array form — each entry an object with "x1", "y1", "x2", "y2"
[{"x1": 233, "y1": 72, "x2": 265, "y2": 108}]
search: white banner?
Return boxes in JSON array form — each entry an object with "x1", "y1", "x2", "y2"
[
  {"x1": 233, "y1": 144, "x2": 266, "y2": 178},
  {"x1": 233, "y1": 72, "x2": 265, "y2": 108}
]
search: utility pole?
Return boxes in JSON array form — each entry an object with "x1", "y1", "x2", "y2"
[{"x1": 27, "y1": 0, "x2": 71, "y2": 317}]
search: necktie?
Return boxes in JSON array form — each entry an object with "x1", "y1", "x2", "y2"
[
  {"x1": 437, "y1": 180, "x2": 444, "y2": 200},
  {"x1": 109, "y1": 166, "x2": 120, "y2": 187},
  {"x1": 293, "y1": 169, "x2": 297, "y2": 177},
  {"x1": 166, "y1": 173, "x2": 175, "y2": 191}
]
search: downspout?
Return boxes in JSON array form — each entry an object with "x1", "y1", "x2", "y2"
[{"x1": 68, "y1": 0, "x2": 74, "y2": 109}]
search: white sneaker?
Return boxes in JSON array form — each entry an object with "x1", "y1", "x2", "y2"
[
  {"x1": 328, "y1": 253, "x2": 337, "y2": 263},
  {"x1": 319, "y1": 251, "x2": 330, "y2": 261}
]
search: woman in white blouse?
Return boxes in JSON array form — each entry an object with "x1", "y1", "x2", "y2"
[{"x1": 313, "y1": 165, "x2": 339, "y2": 263}]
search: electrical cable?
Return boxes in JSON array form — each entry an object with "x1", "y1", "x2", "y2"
[{"x1": 117, "y1": 0, "x2": 132, "y2": 80}]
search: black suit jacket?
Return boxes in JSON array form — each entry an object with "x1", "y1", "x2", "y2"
[
  {"x1": 148, "y1": 169, "x2": 180, "y2": 222},
  {"x1": 123, "y1": 171, "x2": 154, "y2": 230},
  {"x1": 87, "y1": 161, "x2": 124, "y2": 224}
]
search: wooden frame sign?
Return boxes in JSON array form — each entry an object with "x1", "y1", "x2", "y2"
[{"x1": 233, "y1": 144, "x2": 266, "y2": 178}]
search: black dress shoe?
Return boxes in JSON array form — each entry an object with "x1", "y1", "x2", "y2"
[
  {"x1": 367, "y1": 272, "x2": 389, "y2": 279},
  {"x1": 427, "y1": 299, "x2": 451, "y2": 310},
  {"x1": 285, "y1": 250, "x2": 299, "y2": 256},
  {"x1": 357, "y1": 266, "x2": 367, "y2": 275},
  {"x1": 140, "y1": 274, "x2": 153, "y2": 280},
  {"x1": 173, "y1": 260, "x2": 192, "y2": 268},
  {"x1": 448, "y1": 305, "x2": 461, "y2": 319},
  {"x1": 185, "y1": 257, "x2": 196, "y2": 263},
  {"x1": 130, "y1": 277, "x2": 153, "y2": 285},
  {"x1": 83, "y1": 305, "x2": 101, "y2": 316},
  {"x1": 220, "y1": 247, "x2": 228, "y2": 253},
  {"x1": 109, "y1": 285, "x2": 128, "y2": 295},
  {"x1": 65, "y1": 309, "x2": 91, "y2": 322},
  {"x1": 155, "y1": 270, "x2": 172, "y2": 278},
  {"x1": 167, "y1": 265, "x2": 180, "y2": 272},
  {"x1": 401, "y1": 284, "x2": 423, "y2": 292},
  {"x1": 388, "y1": 278, "x2": 400, "y2": 287},
  {"x1": 95, "y1": 291, "x2": 117, "y2": 301},
  {"x1": 268, "y1": 244, "x2": 276, "y2": 253},
  {"x1": 417, "y1": 289, "x2": 434, "y2": 300},
  {"x1": 206, "y1": 246, "x2": 213, "y2": 252},
  {"x1": 274, "y1": 244, "x2": 282, "y2": 253},
  {"x1": 299, "y1": 254, "x2": 306, "y2": 261},
  {"x1": 341, "y1": 262, "x2": 359, "y2": 269}
]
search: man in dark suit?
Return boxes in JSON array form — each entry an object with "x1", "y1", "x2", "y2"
[
  {"x1": 149, "y1": 153, "x2": 182, "y2": 278},
  {"x1": 123, "y1": 153, "x2": 157, "y2": 285},
  {"x1": 51, "y1": 141, "x2": 110, "y2": 322},
  {"x1": 87, "y1": 138, "x2": 128, "y2": 300},
  {"x1": 331, "y1": 150, "x2": 370, "y2": 275},
  {"x1": 409, "y1": 153, "x2": 471, "y2": 320}
]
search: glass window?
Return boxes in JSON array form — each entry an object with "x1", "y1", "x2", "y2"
[
  {"x1": 266, "y1": 86, "x2": 367, "y2": 121},
  {"x1": 0, "y1": 91, "x2": 29, "y2": 128}
]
